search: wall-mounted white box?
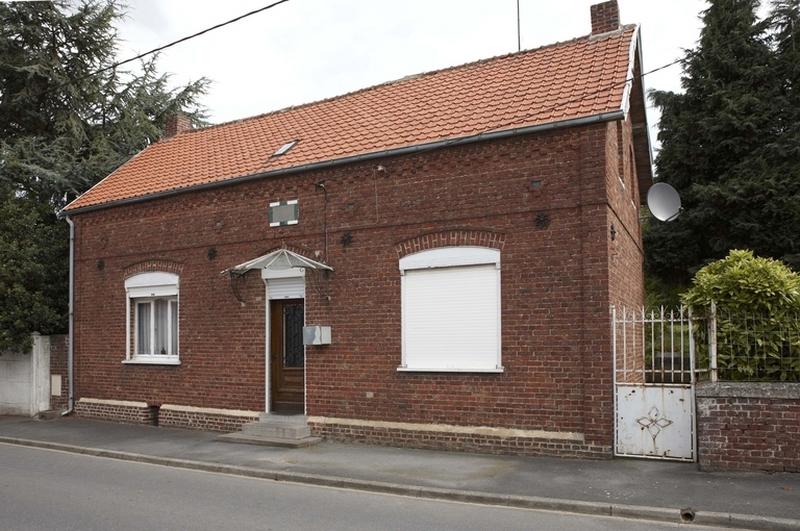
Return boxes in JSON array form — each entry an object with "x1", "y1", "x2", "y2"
[{"x1": 303, "y1": 326, "x2": 331, "y2": 345}]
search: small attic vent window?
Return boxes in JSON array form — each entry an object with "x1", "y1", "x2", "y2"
[
  {"x1": 273, "y1": 140, "x2": 297, "y2": 157},
  {"x1": 269, "y1": 199, "x2": 299, "y2": 227}
]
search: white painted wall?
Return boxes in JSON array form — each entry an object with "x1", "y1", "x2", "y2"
[{"x1": 0, "y1": 334, "x2": 51, "y2": 416}]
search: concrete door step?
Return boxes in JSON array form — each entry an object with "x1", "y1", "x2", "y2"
[
  {"x1": 217, "y1": 432, "x2": 321, "y2": 448},
  {"x1": 217, "y1": 414, "x2": 320, "y2": 448},
  {"x1": 240, "y1": 423, "x2": 311, "y2": 439}
]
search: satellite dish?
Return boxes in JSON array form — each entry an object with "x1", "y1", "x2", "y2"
[{"x1": 647, "y1": 182, "x2": 682, "y2": 222}]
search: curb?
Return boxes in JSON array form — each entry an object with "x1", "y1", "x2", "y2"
[{"x1": 1, "y1": 436, "x2": 798, "y2": 530}]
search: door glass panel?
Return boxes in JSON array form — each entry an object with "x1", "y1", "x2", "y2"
[{"x1": 283, "y1": 303, "x2": 304, "y2": 367}]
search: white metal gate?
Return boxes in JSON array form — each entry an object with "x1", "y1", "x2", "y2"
[{"x1": 612, "y1": 307, "x2": 697, "y2": 461}]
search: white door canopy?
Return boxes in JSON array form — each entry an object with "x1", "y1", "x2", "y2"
[{"x1": 226, "y1": 248, "x2": 333, "y2": 275}]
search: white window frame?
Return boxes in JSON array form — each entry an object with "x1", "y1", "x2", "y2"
[
  {"x1": 124, "y1": 272, "x2": 180, "y2": 365},
  {"x1": 398, "y1": 246, "x2": 503, "y2": 373}
]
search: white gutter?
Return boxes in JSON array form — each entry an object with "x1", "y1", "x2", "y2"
[{"x1": 62, "y1": 216, "x2": 75, "y2": 415}]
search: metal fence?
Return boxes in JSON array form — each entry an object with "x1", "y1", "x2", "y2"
[
  {"x1": 711, "y1": 304, "x2": 800, "y2": 382},
  {"x1": 612, "y1": 307, "x2": 696, "y2": 385},
  {"x1": 612, "y1": 304, "x2": 800, "y2": 383}
]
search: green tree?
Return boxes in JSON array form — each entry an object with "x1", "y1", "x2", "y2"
[
  {"x1": 0, "y1": 1, "x2": 208, "y2": 350},
  {"x1": 0, "y1": 187, "x2": 67, "y2": 349},
  {"x1": 645, "y1": 0, "x2": 800, "y2": 290},
  {"x1": 682, "y1": 250, "x2": 800, "y2": 381}
]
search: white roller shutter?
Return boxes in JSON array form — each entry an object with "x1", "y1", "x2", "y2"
[
  {"x1": 267, "y1": 276, "x2": 305, "y2": 300},
  {"x1": 402, "y1": 264, "x2": 500, "y2": 370}
]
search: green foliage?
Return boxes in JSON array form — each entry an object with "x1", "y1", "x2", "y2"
[
  {"x1": 683, "y1": 249, "x2": 800, "y2": 310},
  {"x1": 0, "y1": 1, "x2": 209, "y2": 350},
  {"x1": 645, "y1": 274, "x2": 685, "y2": 309},
  {"x1": 0, "y1": 186, "x2": 67, "y2": 351},
  {"x1": 682, "y1": 250, "x2": 800, "y2": 381},
  {"x1": 646, "y1": 0, "x2": 800, "y2": 289}
]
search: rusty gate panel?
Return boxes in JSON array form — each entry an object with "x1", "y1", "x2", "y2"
[{"x1": 615, "y1": 385, "x2": 694, "y2": 459}]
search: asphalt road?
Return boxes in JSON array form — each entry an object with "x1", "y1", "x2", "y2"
[{"x1": 0, "y1": 443, "x2": 719, "y2": 531}]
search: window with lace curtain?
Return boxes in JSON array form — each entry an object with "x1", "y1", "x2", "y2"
[{"x1": 124, "y1": 272, "x2": 180, "y2": 365}]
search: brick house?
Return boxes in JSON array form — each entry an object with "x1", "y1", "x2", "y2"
[{"x1": 61, "y1": 1, "x2": 650, "y2": 457}]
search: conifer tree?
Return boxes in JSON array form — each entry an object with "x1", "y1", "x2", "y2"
[
  {"x1": 0, "y1": 1, "x2": 208, "y2": 349},
  {"x1": 645, "y1": 0, "x2": 800, "y2": 293}
]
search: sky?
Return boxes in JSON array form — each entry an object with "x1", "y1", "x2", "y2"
[{"x1": 115, "y1": 0, "x2": 716, "y2": 151}]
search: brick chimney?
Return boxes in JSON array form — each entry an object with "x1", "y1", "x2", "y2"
[
  {"x1": 164, "y1": 112, "x2": 192, "y2": 137},
  {"x1": 590, "y1": 0, "x2": 620, "y2": 35}
]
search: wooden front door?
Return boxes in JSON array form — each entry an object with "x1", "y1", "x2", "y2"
[{"x1": 270, "y1": 299, "x2": 304, "y2": 413}]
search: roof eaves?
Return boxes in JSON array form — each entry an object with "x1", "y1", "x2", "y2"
[
  {"x1": 63, "y1": 109, "x2": 625, "y2": 216},
  {"x1": 59, "y1": 142, "x2": 160, "y2": 218}
]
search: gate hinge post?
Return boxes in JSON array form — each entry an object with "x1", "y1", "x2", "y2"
[{"x1": 709, "y1": 301, "x2": 718, "y2": 383}]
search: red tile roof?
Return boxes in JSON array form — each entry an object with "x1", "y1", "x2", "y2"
[{"x1": 66, "y1": 26, "x2": 637, "y2": 212}]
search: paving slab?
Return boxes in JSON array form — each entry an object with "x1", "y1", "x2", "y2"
[{"x1": 0, "y1": 415, "x2": 798, "y2": 526}]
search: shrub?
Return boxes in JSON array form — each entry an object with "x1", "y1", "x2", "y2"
[{"x1": 682, "y1": 250, "x2": 800, "y2": 381}]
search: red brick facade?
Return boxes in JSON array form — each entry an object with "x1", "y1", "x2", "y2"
[
  {"x1": 75, "y1": 398, "x2": 155, "y2": 425},
  {"x1": 309, "y1": 420, "x2": 609, "y2": 458},
  {"x1": 697, "y1": 383, "x2": 800, "y2": 472},
  {"x1": 159, "y1": 406, "x2": 258, "y2": 432},
  {"x1": 70, "y1": 119, "x2": 644, "y2": 456}
]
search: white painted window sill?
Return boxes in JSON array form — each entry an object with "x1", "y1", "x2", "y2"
[
  {"x1": 397, "y1": 367, "x2": 504, "y2": 373},
  {"x1": 122, "y1": 357, "x2": 181, "y2": 366}
]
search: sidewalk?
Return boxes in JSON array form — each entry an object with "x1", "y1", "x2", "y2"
[{"x1": 1, "y1": 416, "x2": 798, "y2": 529}]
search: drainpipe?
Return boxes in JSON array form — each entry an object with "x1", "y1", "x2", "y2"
[{"x1": 62, "y1": 216, "x2": 75, "y2": 415}]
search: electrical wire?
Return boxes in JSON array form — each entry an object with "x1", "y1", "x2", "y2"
[
  {"x1": 83, "y1": 0, "x2": 680, "y2": 139},
  {"x1": 79, "y1": 0, "x2": 291, "y2": 80},
  {"x1": 79, "y1": 2, "x2": 685, "y2": 163}
]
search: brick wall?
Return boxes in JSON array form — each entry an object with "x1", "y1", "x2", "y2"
[
  {"x1": 70, "y1": 119, "x2": 643, "y2": 456},
  {"x1": 605, "y1": 115, "x2": 646, "y2": 381},
  {"x1": 696, "y1": 383, "x2": 800, "y2": 472},
  {"x1": 49, "y1": 334, "x2": 69, "y2": 411},
  {"x1": 159, "y1": 405, "x2": 259, "y2": 432},
  {"x1": 310, "y1": 420, "x2": 609, "y2": 458},
  {"x1": 75, "y1": 398, "x2": 155, "y2": 425}
]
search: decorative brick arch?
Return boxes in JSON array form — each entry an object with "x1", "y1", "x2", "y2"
[
  {"x1": 123, "y1": 259, "x2": 184, "y2": 279},
  {"x1": 395, "y1": 229, "x2": 506, "y2": 258}
]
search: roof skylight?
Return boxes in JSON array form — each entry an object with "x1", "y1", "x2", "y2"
[{"x1": 273, "y1": 140, "x2": 298, "y2": 156}]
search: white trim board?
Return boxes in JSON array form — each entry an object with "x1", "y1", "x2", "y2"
[
  {"x1": 308, "y1": 416, "x2": 585, "y2": 442},
  {"x1": 620, "y1": 24, "x2": 641, "y2": 118},
  {"x1": 77, "y1": 397, "x2": 148, "y2": 408},
  {"x1": 160, "y1": 404, "x2": 260, "y2": 418}
]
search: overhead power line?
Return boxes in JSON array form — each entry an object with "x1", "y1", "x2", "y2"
[
  {"x1": 81, "y1": 0, "x2": 684, "y2": 149},
  {"x1": 81, "y1": 0, "x2": 291, "y2": 80}
]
